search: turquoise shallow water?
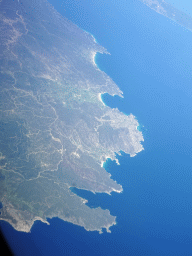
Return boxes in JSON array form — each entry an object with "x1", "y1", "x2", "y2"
[{"x1": 1, "y1": 0, "x2": 192, "y2": 255}]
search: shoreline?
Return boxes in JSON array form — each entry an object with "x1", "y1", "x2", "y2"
[
  {"x1": 0, "y1": 213, "x2": 116, "y2": 235},
  {"x1": 98, "y1": 92, "x2": 106, "y2": 106}
]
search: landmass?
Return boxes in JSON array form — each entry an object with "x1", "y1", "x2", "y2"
[
  {"x1": 139, "y1": 0, "x2": 192, "y2": 31},
  {"x1": 0, "y1": 0, "x2": 144, "y2": 233}
]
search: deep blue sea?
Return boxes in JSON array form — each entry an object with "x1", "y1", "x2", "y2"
[{"x1": 1, "y1": 0, "x2": 192, "y2": 255}]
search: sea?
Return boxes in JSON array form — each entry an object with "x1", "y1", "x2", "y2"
[{"x1": 1, "y1": 0, "x2": 192, "y2": 255}]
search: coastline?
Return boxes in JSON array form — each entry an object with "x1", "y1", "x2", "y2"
[
  {"x1": 0, "y1": 216, "x2": 50, "y2": 233},
  {"x1": 0, "y1": 0, "x2": 144, "y2": 238},
  {"x1": 98, "y1": 93, "x2": 106, "y2": 106}
]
